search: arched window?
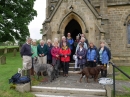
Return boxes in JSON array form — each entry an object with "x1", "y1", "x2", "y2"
[{"x1": 127, "y1": 20, "x2": 130, "y2": 44}]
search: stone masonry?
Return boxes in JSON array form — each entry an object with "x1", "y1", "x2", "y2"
[{"x1": 42, "y1": 0, "x2": 130, "y2": 66}]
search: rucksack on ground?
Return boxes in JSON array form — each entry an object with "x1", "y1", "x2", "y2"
[{"x1": 9, "y1": 73, "x2": 30, "y2": 84}]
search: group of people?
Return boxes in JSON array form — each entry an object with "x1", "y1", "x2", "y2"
[{"x1": 20, "y1": 32, "x2": 111, "y2": 78}]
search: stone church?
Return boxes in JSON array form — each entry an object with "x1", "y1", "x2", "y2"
[{"x1": 42, "y1": 0, "x2": 130, "y2": 66}]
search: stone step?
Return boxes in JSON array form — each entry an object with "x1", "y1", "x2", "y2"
[
  {"x1": 32, "y1": 92, "x2": 107, "y2": 97},
  {"x1": 31, "y1": 86, "x2": 106, "y2": 96},
  {"x1": 69, "y1": 67, "x2": 80, "y2": 71},
  {"x1": 69, "y1": 63, "x2": 75, "y2": 67}
]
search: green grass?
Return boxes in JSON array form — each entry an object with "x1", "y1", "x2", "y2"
[
  {"x1": 0, "y1": 52, "x2": 35, "y2": 97},
  {"x1": 0, "y1": 46, "x2": 19, "y2": 49},
  {"x1": 115, "y1": 66, "x2": 130, "y2": 81}
]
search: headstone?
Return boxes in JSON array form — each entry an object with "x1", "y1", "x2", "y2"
[
  {"x1": 0, "y1": 55, "x2": 6, "y2": 65},
  {"x1": 4, "y1": 47, "x2": 7, "y2": 54},
  {"x1": 107, "y1": 64, "x2": 113, "y2": 75},
  {"x1": 16, "y1": 82, "x2": 31, "y2": 93},
  {"x1": 13, "y1": 49, "x2": 17, "y2": 56}
]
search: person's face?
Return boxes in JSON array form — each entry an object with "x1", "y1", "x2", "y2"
[
  {"x1": 27, "y1": 39, "x2": 32, "y2": 44},
  {"x1": 81, "y1": 39, "x2": 84, "y2": 42},
  {"x1": 90, "y1": 43, "x2": 94, "y2": 47},
  {"x1": 68, "y1": 33, "x2": 71, "y2": 37},
  {"x1": 81, "y1": 34, "x2": 84, "y2": 37},
  {"x1": 48, "y1": 42, "x2": 51, "y2": 45},
  {"x1": 63, "y1": 42, "x2": 66, "y2": 46},
  {"x1": 54, "y1": 42, "x2": 58, "y2": 47},
  {"x1": 76, "y1": 37, "x2": 79, "y2": 40},
  {"x1": 40, "y1": 42, "x2": 44, "y2": 46},
  {"x1": 100, "y1": 42, "x2": 105, "y2": 47},
  {"x1": 62, "y1": 38, "x2": 66, "y2": 41},
  {"x1": 33, "y1": 42, "x2": 36, "y2": 46}
]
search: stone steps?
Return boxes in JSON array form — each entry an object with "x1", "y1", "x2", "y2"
[
  {"x1": 31, "y1": 86, "x2": 106, "y2": 97},
  {"x1": 32, "y1": 92, "x2": 107, "y2": 97}
]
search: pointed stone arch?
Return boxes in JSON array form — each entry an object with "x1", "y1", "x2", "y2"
[{"x1": 58, "y1": 11, "x2": 87, "y2": 37}]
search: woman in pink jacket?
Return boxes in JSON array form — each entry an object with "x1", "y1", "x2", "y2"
[{"x1": 51, "y1": 40, "x2": 60, "y2": 78}]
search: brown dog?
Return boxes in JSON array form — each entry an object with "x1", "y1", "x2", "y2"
[{"x1": 78, "y1": 65, "x2": 106, "y2": 83}]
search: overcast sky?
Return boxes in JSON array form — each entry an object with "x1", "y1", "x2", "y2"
[{"x1": 28, "y1": 0, "x2": 46, "y2": 40}]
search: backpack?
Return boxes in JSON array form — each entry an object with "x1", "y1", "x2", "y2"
[
  {"x1": 9, "y1": 73, "x2": 30, "y2": 84},
  {"x1": 16, "y1": 76, "x2": 30, "y2": 84}
]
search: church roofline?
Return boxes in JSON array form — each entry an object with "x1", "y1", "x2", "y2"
[{"x1": 43, "y1": 0, "x2": 102, "y2": 24}]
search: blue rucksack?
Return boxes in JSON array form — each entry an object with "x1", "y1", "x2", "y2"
[{"x1": 9, "y1": 73, "x2": 30, "y2": 84}]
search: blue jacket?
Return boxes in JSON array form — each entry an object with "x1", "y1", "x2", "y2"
[
  {"x1": 67, "y1": 38, "x2": 74, "y2": 50},
  {"x1": 47, "y1": 45, "x2": 53, "y2": 60},
  {"x1": 87, "y1": 46, "x2": 98, "y2": 61},
  {"x1": 98, "y1": 46, "x2": 111, "y2": 64}
]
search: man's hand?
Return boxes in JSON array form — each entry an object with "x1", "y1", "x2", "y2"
[
  {"x1": 42, "y1": 54, "x2": 44, "y2": 57},
  {"x1": 65, "y1": 55, "x2": 67, "y2": 58},
  {"x1": 39, "y1": 54, "x2": 42, "y2": 57},
  {"x1": 56, "y1": 55, "x2": 59, "y2": 57},
  {"x1": 80, "y1": 56, "x2": 82, "y2": 59}
]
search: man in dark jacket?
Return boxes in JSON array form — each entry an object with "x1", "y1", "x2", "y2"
[
  {"x1": 20, "y1": 37, "x2": 32, "y2": 76},
  {"x1": 37, "y1": 40, "x2": 48, "y2": 64}
]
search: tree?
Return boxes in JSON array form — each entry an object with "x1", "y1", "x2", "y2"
[
  {"x1": 40, "y1": 28, "x2": 43, "y2": 34},
  {"x1": 0, "y1": 0, "x2": 37, "y2": 43}
]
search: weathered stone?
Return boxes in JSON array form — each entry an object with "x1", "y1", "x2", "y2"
[
  {"x1": 16, "y1": 82, "x2": 31, "y2": 93},
  {"x1": 43, "y1": 0, "x2": 130, "y2": 66},
  {"x1": 13, "y1": 49, "x2": 17, "y2": 56},
  {"x1": 105, "y1": 85, "x2": 112, "y2": 97},
  {"x1": 0, "y1": 55, "x2": 6, "y2": 65}
]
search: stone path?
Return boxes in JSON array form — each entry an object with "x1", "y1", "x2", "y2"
[{"x1": 38, "y1": 74, "x2": 105, "y2": 90}]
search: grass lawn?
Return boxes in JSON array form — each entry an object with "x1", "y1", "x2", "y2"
[
  {"x1": 115, "y1": 66, "x2": 130, "y2": 81},
  {"x1": 0, "y1": 52, "x2": 35, "y2": 97},
  {"x1": 0, "y1": 46, "x2": 19, "y2": 49}
]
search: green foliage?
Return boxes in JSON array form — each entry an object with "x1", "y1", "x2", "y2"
[
  {"x1": 0, "y1": 0, "x2": 37, "y2": 43},
  {"x1": 40, "y1": 28, "x2": 43, "y2": 34}
]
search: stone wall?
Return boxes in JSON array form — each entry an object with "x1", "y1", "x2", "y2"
[
  {"x1": 108, "y1": 5, "x2": 130, "y2": 65},
  {"x1": 48, "y1": 0, "x2": 100, "y2": 46}
]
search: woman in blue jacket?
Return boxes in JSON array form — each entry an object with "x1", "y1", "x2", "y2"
[
  {"x1": 87, "y1": 42, "x2": 98, "y2": 67},
  {"x1": 98, "y1": 41, "x2": 111, "y2": 77}
]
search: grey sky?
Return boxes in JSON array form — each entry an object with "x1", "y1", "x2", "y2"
[{"x1": 28, "y1": 0, "x2": 46, "y2": 40}]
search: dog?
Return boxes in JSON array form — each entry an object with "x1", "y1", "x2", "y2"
[
  {"x1": 78, "y1": 65, "x2": 106, "y2": 83},
  {"x1": 33, "y1": 57, "x2": 55, "y2": 82}
]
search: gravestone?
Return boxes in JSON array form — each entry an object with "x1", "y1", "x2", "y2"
[
  {"x1": 4, "y1": 47, "x2": 7, "y2": 54},
  {"x1": 13, "y1": 49, "x2": 17, "y2": 56},
  {"x1": 0, "y1": 55, "x2": 6, "y2": 65}
]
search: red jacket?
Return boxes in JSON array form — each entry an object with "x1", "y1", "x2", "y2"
[
  {"x1": 60, "y1": 47, "x2": 71, "y2": 62},
  {"x1": 51, "y1": 47, "x2": 60, "y2": 60}
]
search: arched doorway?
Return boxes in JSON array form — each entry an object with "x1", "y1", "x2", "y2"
[{"x1": 64, "y1": 19, "x2": 82, "y2": 40}]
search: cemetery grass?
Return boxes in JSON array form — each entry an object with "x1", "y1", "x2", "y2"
[
  {"x1": 115, "y1": 66, "x2": 130, "y2": 81},
  {"x1": 0, "y1": 46, "x2": 19, "y2": 49},
  {"x1": 0, "y1": 52, "x2": 40, "y2": 97}
]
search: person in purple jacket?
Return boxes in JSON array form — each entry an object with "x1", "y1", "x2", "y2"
[{"x1": 77, "y1": 42, "x2": 87, "y2": 71}]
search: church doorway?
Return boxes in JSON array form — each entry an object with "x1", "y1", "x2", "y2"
[
  {"x1": 64, "y1": 19, "x2": 82, "y2": 40},
  {"x1": 64, "y1": 19, "x2": 82, "y2": 61}
]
